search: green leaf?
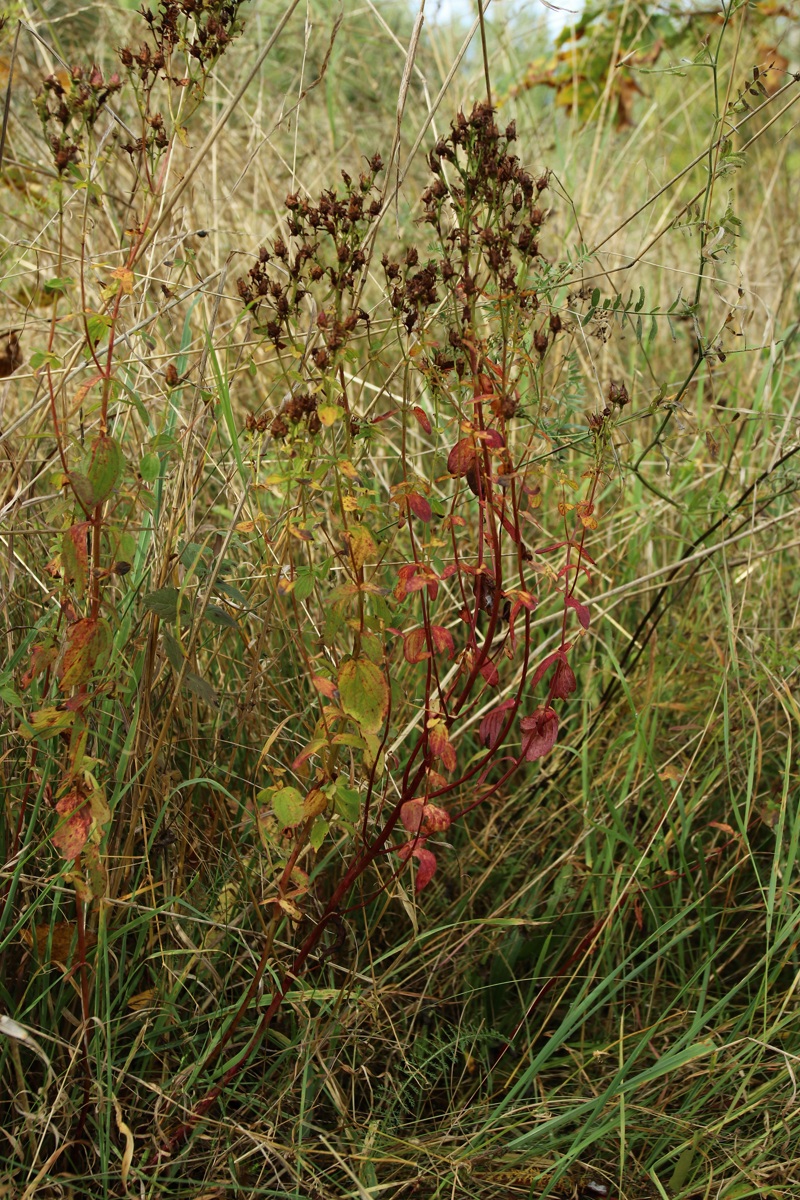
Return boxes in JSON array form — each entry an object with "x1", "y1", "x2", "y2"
[
  {"x1": 182, "y1": 670, "x2": 218, "y2": 706},
  {"x1": 139, "y1": 452, "x2": 161, "y2": 483},
  {"x1": 649, "y1": 314, "x2": 658, "y2": 345},
  {"x1": 309, "y1": 815, "x2": 329, "y2": 851},
  {"x1": 85, "y1": 312, "x2": 112, "y2": 345},
  {"x1": 273, "y1": 786, "x2": 306, "y2": 829},
  {"x1": 590, "y1": 288, "x2": 600, "y2": 308},
  {"x1": 29, "y1": 350, "x2": 61, "y2": 372},
  {"x1": 634, "y1": 285, "x2": 645, "y2": 312},
  {"x1": 334, "y1": 780, "x2": 360, "y2": 822},
  {"x1": 214, "y1": 581, "x2": 248, "y2": 607},
  {"x1": 162, "y1": 629, "x2": 185, "y2": 671},
  {"x1": 148, "y1": 433, "x2": 182, "y2": 457},
  {"x1": 294, "y1": 570, "x2": 315, "y2": 602},
  {"x1": 143, "y1": 587, "x2": 185, "y2": 621},
  {"x1": 337, "y1": 656, "x2": 389, "y2": 734},
  {"x1": 44, "y1": 276, "x2": 75, "y2": 295},
  {"x1": 204, "y1": 604, "x2": 237, "y2": 629},
  {"x1": 78, "y1": 434, "x2": 124, "y2": 507}
]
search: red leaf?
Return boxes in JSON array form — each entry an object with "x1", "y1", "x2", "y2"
[
  {"x1": 520, "y1": 707, "x2": 559, "y2": 762},
  {"x1": 551, "y1": 659, "x2": 577, "y2": 699},
  {"x1": 53, "y1": 790, "x2": 91, "y2": 859},
  {"x1": 413, "y1": 846, "x2": 437, "y2": 890},
  {"x1": 482, "y1": 428, "x2": 505, "y2": 450},
  {"x1": 531, "y1": 648, "x2": 566, "y2": 688},
  {"x1": 411, "y1": 405, "x2": 432, "y2": 434},
  {"x1": 497, "y1": 511, "x2": 520, "y2": 543},
  {"x1": 557, "y1": 562, "x2": 592, "y2": 583},
  {"x1": 564, "y1": 595, "x2": 591, "y2": 629},
  {"x1": 465, "y1": 463, "x2": 482, "y2": 496},
  {"x1": 397, "y1": 840, "x2": 438, "y2": 892},
  {"x1": 430, "y1": 625, "x2": 455, "y2": 659},
  {"x1": 407, "y1": 493, "x2": 432, "y2": 523},
  {"x1": 478, "y1": 697, "x2": 515, "y2": 748},
  {"x1": 447, "y1": 436, "x2": 477, "y2": 477},
  {"x1": 403, "y1": 628, "x2": 431, "y2": 664},
  {"x1": 400, "y1": 798, "x2": 451, "y2": 835},
  {"x1": 394, "y1": 563, "x2": 439, "y2": 602},
  {"x1": 479, "y1": 660, "x2": 500, "y2": 687}
]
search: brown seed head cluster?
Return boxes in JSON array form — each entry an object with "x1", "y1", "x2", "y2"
[
  {"x1": 382, "y1": 102, "x2": 555, "y2": 419},
  {"x1": 238, "y1": 156, "x2": 383, "y2": 347},
  {"x1": 34, "y1": 66, "x2": 122, "y2": 173}
]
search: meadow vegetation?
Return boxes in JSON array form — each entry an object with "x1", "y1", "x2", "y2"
[{"x1": 1, "y1": 0, "x2": 799, "y2": 1196}]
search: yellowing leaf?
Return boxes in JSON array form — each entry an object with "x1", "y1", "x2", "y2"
[
  {"x1": 337, "y1": 656, "x2": 389, "y2": 734},
  {"x1": 346, "y1": 524, "x2": 377, "y2": 571},
  {"x1": 272, "y1": 785, "x2": 306, "y2": 828},
  {"x1": 318, "y1": 404, "x2": 344, "y2": 426}
]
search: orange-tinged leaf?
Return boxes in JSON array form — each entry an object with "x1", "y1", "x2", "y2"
[
  {"x1": 128, "y1": 989, "x2": 157, "y2": 1011},
  {"x1": 21, "y1": 641, "x2": 58, "y2": 689},
  {"x1": 53, "y1": 790, "x2": 91, "y2": 859},
  {"x1": 59, "y1": 618, "x2": 112, "y2": 690},
  {"x1": 311, "y1": 674, "x2": 339, "y2": 700},
  {"x1": 62, "y1": 523, "x2": 90, "y2": 597},
  {"x1": 21, "y1": 706, "x2": 75, "y2": 739},
  {"x1": 346, "y1": 524, "x2": 377, "y2": 571},
  {"x1": 338, "y1": 656, "x2": 389, "y2": 734},
  {"x1": 430, "y1": 625, "x2": 455, "y2": 658},
  {"x1": 303, "y1": 788, "x2": 328, "y2": 819},
  {"x1": 20, "y1": 921, "x2": 96, "y2": 964},
  {"x1": 428, "y1": 719, "x2": 456, "y2": 772},
  {"x1": 400, "y1": 799, "x2": 451, "y2": 835},
  {"x1": 111, "y1": 266, "x2": 135, "y2": 294},
  {"x1": 403, "y1": 628, "x2": 431, "y2": 664}
]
